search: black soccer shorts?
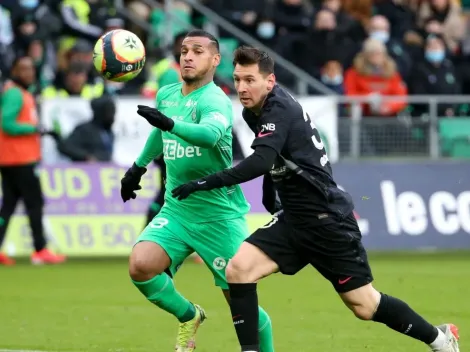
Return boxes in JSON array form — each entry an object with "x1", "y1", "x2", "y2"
[{"x1": 245, "y1": 211, "x2": 373, "y2": 293}]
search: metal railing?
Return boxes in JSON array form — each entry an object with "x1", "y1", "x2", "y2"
[
  {"x1": 333, "y1": 95, "x2": 470, "y2": 160},
  {"x1": 138, "y1": 0, "x2": 334, "y2": 95}
]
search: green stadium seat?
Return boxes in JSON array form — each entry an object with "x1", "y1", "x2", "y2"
[
  {"x1": 439, "y1": 118, "x2": 470, "y2": 158},
  {"x1": 217, "y1": 38, "x2": 239, "y2": 80},
  {"x1": 150, "y1": 8, "x2": 192, "y2": 48}
]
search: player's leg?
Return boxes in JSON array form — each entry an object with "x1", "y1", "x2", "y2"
[
  {"x1": 130, "y1": 210, "x2": 206, "y2": 352},
  {"x1": 221, "y1": 290, "x2": 274, "y2": 352},
  {"x1": 226, "y1": 213, "x2": 307, "y2": 352},
  {"x1": 16, "y1": 164, "x2": 65, "y2": 264},
  {"x1": 0, "y1": 167, "x2": 20, "y2": 265},
  {"x1": 190, "y1": 216, "x2": 276, "y2": 352},
  {"x1": 309, "y1": 214, "x2": 459, "y2": 352}
]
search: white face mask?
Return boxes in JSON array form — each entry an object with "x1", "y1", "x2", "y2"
[
  {"x1": 370, "y1": 30, "x2": 390, "y2": 43},
  {"x1": 257, "y1": 22, "x2": 275, "y2": 39},
  {"x1": 20, "y1": 0, "x2": 39, "y2": 9},
  {"x1": 322, "y1": 74, "x2": 343, "y2": 85}
]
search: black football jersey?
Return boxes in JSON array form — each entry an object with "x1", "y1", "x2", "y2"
[{"x1": 243, "y1": 85, "x2": 353, "y2": 227}]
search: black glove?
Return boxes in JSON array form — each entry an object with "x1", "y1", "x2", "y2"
[
  {"x1": 137, "y1": 105, "x2": 175, "y2": 131},
  {"x1": 121, "y1": 163, "x2": 147, "y2": 202},
  {"x1": 171, "y1": 178, "x2": 212, "y2": 200}
]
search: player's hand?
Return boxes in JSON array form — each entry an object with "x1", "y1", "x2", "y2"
[
  {"x1": 120, "y1": 163, "x2": 147, "y2": 202},
  {"x1": 137, "y1": 105, "x2": 175, "y2": 131},
  {"x1": 171, "y1": 179, "x2": 211, "y2": 200}
]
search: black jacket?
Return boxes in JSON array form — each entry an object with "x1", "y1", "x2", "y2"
[
  {"x1": 409, "y1": 58, "x2": 461, "y2": 116},
  {"x1": 58, "y1": 120, "x2": 114, "y2": 162}
]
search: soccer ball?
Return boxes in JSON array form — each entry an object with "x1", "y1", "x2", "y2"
[{"x1": 93, "y1": 29, "x2": 146, "y2": 82}]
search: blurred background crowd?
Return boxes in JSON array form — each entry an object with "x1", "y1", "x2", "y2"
[
  {"x1": 1, "y1": 0, "x2": 470, "y2": 161},
  {"x1": 1, "y1": 0, "x2": 470, "y2": 100}
]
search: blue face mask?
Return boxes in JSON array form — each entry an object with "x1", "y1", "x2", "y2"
[
  {"x1": 370, "y1": 30, "x2": 390, "y2": 43},
  {"x1": 20, "y1": 0, "x2": 39, "y2": 9},
  {"x1": 257, "y1": 22, "x2": 275, "y2": 39},
  {"x1": 425, "y1": 50, "x2": 445, "y2": 63},
  {"x1": 322, "y1": 74, "x2": 343, "y2": 85}
]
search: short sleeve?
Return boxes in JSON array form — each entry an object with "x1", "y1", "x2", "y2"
[
  {"x1": 251, "y1": 103, "x2": 290, "y2": 154},
  {"x1": 197, "y1": 93, "x2": 232, "y2": 138}
]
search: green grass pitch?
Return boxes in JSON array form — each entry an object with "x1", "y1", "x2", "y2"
[{"x1": 1, "y1": 252, "x2": 468, "y2": 352}]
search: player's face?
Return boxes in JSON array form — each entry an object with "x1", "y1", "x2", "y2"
[
  {"x1": 233, "y1": 63, "x2": 275, "y2": 111},
  {"x1": 180, "y1": 37, "x2": 220, "y2": 83},
  {"x1": 13, "y1": 57, "x2": 36, "y2": 86}
]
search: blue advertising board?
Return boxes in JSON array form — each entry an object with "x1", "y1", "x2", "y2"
[{"x1": 334, "y1": 161, "x2": 470, "y2": 250}]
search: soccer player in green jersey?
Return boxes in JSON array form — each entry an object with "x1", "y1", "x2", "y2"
[{"x1": 120, "y1": 30, "x2": 274, "y2": 352}]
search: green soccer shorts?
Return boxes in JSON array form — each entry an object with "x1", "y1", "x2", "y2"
[{"x1": 135, "y1": 207, "x2": 249, "y2": 289}]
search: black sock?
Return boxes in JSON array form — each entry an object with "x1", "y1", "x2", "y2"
[
  {"x1": 373, "y1": 293, "x2": 438, "y2": 344},
  {"x1": 229, "y1": 283, "x2": 260, "y2": 352}
]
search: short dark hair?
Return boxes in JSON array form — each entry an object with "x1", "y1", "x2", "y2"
[
  {"x1": 233, "y1": 46, "x2": 274, "y2": 75},
  {"x1": 11, "y1": 54, "x2": 32, "y2": 69},
  {"x1": 185, "y1": 30, "x2": 219, "y2": 52}
]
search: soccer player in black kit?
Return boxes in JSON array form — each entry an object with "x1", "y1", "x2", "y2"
[{"x1": 171, "y1": 46, "x2": 460, "y2": 352}]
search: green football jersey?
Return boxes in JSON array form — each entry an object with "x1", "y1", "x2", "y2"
[{"x1": 155, "y1": 81, "x2": 250, "y2": 222}]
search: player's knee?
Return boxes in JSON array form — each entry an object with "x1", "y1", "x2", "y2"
[
  {"x1": 129, "y1": 242, "x2": 168, "y2": 282},
  {"x1": 226, "y1": 257, "x2": 255, "y2": 283},
  {"x1": 350, "y1": 304, "x2": 376, "y2": 320},
  {"x1": 341, "y1": 284, "x2": 381, "y2": 321}
]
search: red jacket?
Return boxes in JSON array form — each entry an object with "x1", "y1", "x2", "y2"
[{"x1": 344, "y1": 53, "x2": 407, "y2": 116}]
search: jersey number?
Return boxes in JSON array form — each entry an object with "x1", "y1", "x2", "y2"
[
  {"x1": 303, "y1": 111, "x2": 329, "y2": 167},
  {"x1": 303, "y1": 111, "x2": 324, "y2": 150},
  {"x1": 287, "y1": 91, "x2": 329, "y2": 166},
  {"x1": 150, "y1": 217, "x2": 169, "y2": 229}
]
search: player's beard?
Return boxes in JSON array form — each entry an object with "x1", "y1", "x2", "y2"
[{"x1": 182, "y1": 66, "x2": 211, "y2": 85}]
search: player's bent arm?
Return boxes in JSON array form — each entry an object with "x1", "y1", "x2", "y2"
[
  {"x1": 169, "y1": 95, "x2": 232, "y2": 148},
  {"x1": 135, "y1": 128, "x2": 164, "y2": 167},
  {"x1": 262, "y1": 174, "x2": 282, "y2": 214},
  {"x1": 197, "y1": 145, "x2": 277, "y2": 189},
  {"x1": 170, "y1": 120, "x2": 220, "y2": 148}
]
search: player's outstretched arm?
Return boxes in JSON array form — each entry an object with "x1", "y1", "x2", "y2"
[
  {"x1": 171, "y1": 145, "x2": 277, "y2": 200},
  {"x1": 135, "y1": 128, "x2": 163, "y2": 168}
]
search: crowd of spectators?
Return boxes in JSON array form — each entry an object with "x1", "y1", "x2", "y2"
[{"x1": 1, "y1": 0, "x2": 470, "y2": 118}]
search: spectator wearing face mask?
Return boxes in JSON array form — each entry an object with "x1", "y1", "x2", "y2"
[
  {"x1": 374, "y1": 0, "x2": 416, "y2": 40},
  {"x1": 57, "y1": 95, "x2": 116, "y2": 162},
  {"x1": 317, "y1": 60, "x2": 345, "y2": 95},
  {"x1": 364, "y1": 15, "x2": 412, "y2": 82},
  {"x1": 409, "y1": 35, "x2": 461, "y2": 118}
]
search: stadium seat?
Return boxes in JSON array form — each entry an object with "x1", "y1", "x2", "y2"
[
  {"x1": 150, "y1": 8, "x2": 192, "y2": 48},
  {"x1": 217, "y1": 38, "x2": 239, "y2": 80},
  {"x1": 439, "y1": 118, "x2": 470, "y2": 158}
]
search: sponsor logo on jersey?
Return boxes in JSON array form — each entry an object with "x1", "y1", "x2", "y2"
[
  {"x1": 185, "y1": 99, "x2": 198, "y2": 108},
  {"x1": 161, "y1": 100, "x2": 179, "y2": 107},
  {"x1": 163, "y1": 139, "x2": 203, "y2": 159},
  {"x1": 258, "y1": 123, "x2": 275, "y2": 138}
]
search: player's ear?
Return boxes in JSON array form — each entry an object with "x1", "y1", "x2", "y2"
[
  {"x1": 213, "y1": 53, "x2": 221, "y2": 68},
  {"x1": 266, "y1": 73, "x2": 276, "y2": 92}
]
